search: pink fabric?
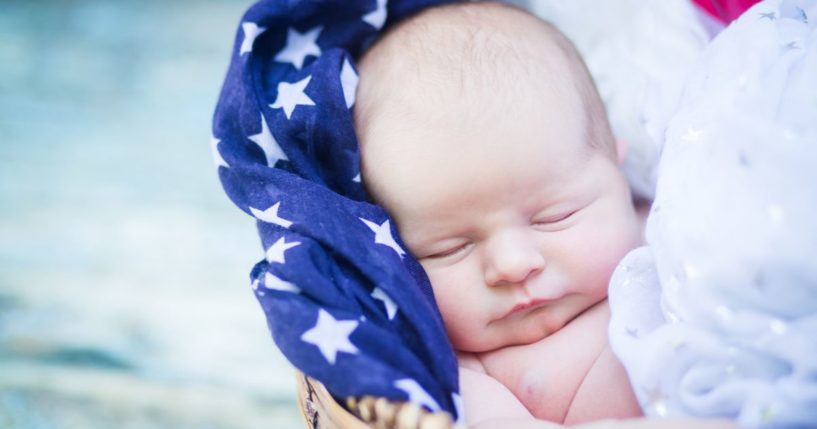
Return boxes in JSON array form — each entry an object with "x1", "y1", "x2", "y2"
[{"x1": 692, "y1": 0, "x2": 761, "y2": 24}]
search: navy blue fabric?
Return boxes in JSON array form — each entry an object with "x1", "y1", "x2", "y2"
[{"x1": 212, "y1": 0, "x2": 460, "y2": 417}]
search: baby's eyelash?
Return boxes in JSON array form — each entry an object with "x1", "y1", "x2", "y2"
[
  {"x1": 533, "y1": 210, "x2": 576, "y2": 224},
  {"x1": 427, "y1": 243, "x2": 470, "y2": 259}
]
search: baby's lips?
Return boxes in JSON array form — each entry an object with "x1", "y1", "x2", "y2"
[{"x1": 501, "y1": 298, "x2": 552, "y2": 319}]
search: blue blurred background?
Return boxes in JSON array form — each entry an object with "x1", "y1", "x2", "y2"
[{"x1": 0, "y1": 0, "x2": 302, "y2": 427}]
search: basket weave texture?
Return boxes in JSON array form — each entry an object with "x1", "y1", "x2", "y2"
[{"x1": 296, "y1": 371, "x2": 456, "y2": 429}]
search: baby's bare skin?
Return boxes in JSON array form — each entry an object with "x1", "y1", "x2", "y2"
[
  {"x1": 459, "y1": 300, "x2": 641, "y2": 424},
  {"x1": 353, "y1": 2, "x2": 732, "y2": 427}
]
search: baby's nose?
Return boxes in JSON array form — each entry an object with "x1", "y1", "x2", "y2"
[{"x1": 483, "y1": 232, "x2": 545, "y2": 287}]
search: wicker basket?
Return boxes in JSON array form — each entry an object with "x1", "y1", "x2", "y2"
[{"x1": 295, "y1": 370, "x2": 456, "y2": 429}]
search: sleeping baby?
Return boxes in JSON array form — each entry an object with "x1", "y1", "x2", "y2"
[
  {"x1": 212, "y1": 0, "x2": 808, "y2": 425},
  {"x1": 354, "y1": 1, "x2": 651, "y2": 426}
]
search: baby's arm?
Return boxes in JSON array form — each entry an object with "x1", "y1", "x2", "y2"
[
  {"x1": 459, "y1": 365, "x2": 535, "y2": 425},
  {"x1": 459, "y1": 362, "x2": 735, "y2": 429},
  {"x1": 471, "y1": 419, "x2": 734, "y2": 429},
  {"x1": 564, "y1": 345, "x2": 642, "y2": 423}
]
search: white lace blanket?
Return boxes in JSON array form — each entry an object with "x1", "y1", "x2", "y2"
[{"x1": 608, "y1": 1, "x2": 817, "y2": 427}]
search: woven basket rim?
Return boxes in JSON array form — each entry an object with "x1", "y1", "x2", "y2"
[
  {"x1": 296, "y1": 369, "x2": 371, "y2": 428},
  {"x1": 295, "y1": 369, "x2": 456, "y2": 429}
]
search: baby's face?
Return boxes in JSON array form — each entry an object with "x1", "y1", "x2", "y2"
[{"x1": 360, "y1": 72, "x2": 642, "y2": 353}]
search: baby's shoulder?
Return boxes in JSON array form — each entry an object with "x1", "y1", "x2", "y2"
[
  {"x1": 456, "y1": 360, "x2": 533, "y2": 425},
  {"x1": 456, "y1": 351, "x2": 486, "y2": 373}
]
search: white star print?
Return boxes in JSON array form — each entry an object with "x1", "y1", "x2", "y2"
[
  {"x1": 760, "y1": 405, "x2": 775, "y2": 424},
  {"x1": 341, "y1": 58, "x2": 359, "y2": 108},
  {"x1": 274, "y1": 26, "x2": 323, "y2": 70},
  {"x1": 363, "y1": 0, "x2": 388, "y2": 29},
  {"x1": 644, "y1": 385, "x2": 668, "y2": 417},
  {"x1": 240, "y1": 22, "x2": 266, "y2": 55},
  {"x1": 270, "y1": 76, "x2": 316, "y2": 119},
  {"x1": 211, "y1": 136, "x2": 228, "y2": 168},
  {"x1": 681, "y1": 125, "x2": 704, "y2": 143},
  {"x1": 452, "y1": 393, "x2": 465, "y2": 423},
  {"x1": 736, "y1": 73, "x2": 749, "y2": 90},
  {"x1": 352, "y1": 172, "x2": 361, "y2": 183},
  {"x1": 248, "y1": 114, "x2": 288, "y2": 167},
  {"x1": 264, "y1": 272, "x2": 301, "y2": 293},
  {"x1": 782, "y1": 41, "x2": 800, "y2": 53},
  {"x1": 301, "y1": 309, "x2": 359, "y2": 364},
  {"x1": 767, "y1": 204, "x2": 784, "y2": 226},
  {"x1": 371, "y1": 287, "x2": 398, "y2": 320},
  {"x1": 769, "y1": 319, "x2": 787, "y2": 335},
  {"x1": 360, "y1": 218, "x2": 406, "y2": 257},
  {"x1": 266, "y1": 237, "x2": 301, "y2": 264},
  {"x1": 683, "y1": 262, "x2": 700, "y2": 280},
  {"x1": 394, "y1": 379, "x2": 440, "y2": 411},
  {"x1": 795, "y1": 7, "x2": 807, "y2": 23},
  {"x1": 759, "y1": 11, "x2": 776, "y2": 21},
  {"x1": 250, "y1": 202, "x2": 293, "y2": 228},
  {"x1": 670, "y1": 337, "x2": 685, "y2": 350}
]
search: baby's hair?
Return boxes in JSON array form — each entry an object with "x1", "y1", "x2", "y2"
[{"x1": 354, "y1": 0, "x2": 615, "y2": 158}]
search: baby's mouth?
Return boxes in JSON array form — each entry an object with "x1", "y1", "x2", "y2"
[{"x1": 501, "y1": 298, "x2": 551, "y2": 319}]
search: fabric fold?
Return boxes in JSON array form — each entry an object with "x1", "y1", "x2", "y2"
[{"x1": 212, "y1": 0, "x2": 461, "y2": 419}]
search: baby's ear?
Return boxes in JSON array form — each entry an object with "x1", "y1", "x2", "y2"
[{"x1": 615, "y1": 138, "x2": 628, "y2": 166}]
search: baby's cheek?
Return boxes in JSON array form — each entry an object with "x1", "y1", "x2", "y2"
[
  {"x1": 594, "y1": 226, "x2": 640, "y2": 292},
  {"x1": 425, "y1": 268, "x2": 463, "y2": 316},
  {"x1": 426, "y1": 265, "x2": 489, "y2": 350},
  {"x1": 563, "y1": 226, "x2": 625, "y2": 297}
]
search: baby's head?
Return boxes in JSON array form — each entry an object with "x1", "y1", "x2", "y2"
[{"x1": 355, "y1": 1, "x2": 642, "y2": 352}]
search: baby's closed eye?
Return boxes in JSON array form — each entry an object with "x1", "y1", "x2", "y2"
[
  {"x1": 424, "y1": 242, "x2": 473, "y2": 260},
  {"x1": 531, "y1": 209, "x2": 577, "y2": 229},
  {"x1": 419, "y1": 210, "x2": 580, "y2": 262}
]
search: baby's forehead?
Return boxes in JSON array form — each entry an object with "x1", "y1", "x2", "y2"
[
  {"x1": 359, "y1": 2, "x2": 576, "y2": 92},
  {"x1": 354, "y1": 2, "x2": 613, "y2": 208},
  {"x1": 353, "y1": 2, "x2": 593, "y2": 148}
]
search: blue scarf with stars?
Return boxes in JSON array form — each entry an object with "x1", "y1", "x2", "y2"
[{"x1": 211, "y1": 0, "x2": 462, "y2": 419}]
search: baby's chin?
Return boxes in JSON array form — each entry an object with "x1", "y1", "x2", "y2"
[
  {"x1": 452, "y1": 328, "x2": 553, "y2": 354},
  {"x1": 451, "y1": 298, "x2": 607, "y2": 353},
  {"x1": 450, "y1": 315, "x2": 563, "y2": 353}
]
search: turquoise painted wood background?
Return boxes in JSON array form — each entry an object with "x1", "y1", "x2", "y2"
[{"x1": 0, "y1": 1, "x2": 302, "y2": 427}]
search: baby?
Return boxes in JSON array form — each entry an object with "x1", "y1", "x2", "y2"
[{"x1": 353, "y1": 1, "x2": 645, "y2": 426}]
